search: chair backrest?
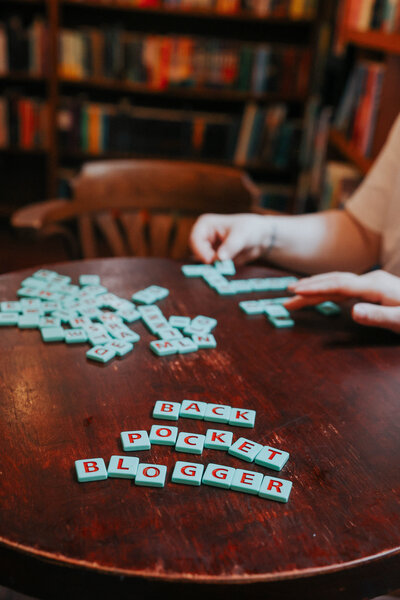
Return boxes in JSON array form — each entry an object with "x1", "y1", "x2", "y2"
[{"x1": 42, "y1": 160, "x2": 260, "y2": 259}]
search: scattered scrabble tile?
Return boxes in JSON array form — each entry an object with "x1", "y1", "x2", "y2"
[
  {"x1": 153, "y1": 400, "x2": 181, "y2": 421},
  {"x1": 268, "y1": 317, "x2": 295, "y2": 329},
  {"x1": 41, "y1": 327, "x2": 65, "y2": 342},
  {"x1": 135, "y1": 463, "x2": 167, "y2": 488},
  {"x1": 69, "y1": 316, "x2": 92, "y2": 329},
  {"x1": 171, "y1": 461, "x2": 204, "y2": 486},
  {"x1": 180, "y1": 400, "x2": 207, "y2": 420},
  {"x1": 117, "y1": 307, "x2": 141, "y2": 323},
  {"x1": 106, "y1": 340, "x2": 133, "y2": 357},
  {"x1": 149, "y1": 425, "x2": 178, "y2": 446},
  {"x1": 264, "y1": 305, "x2": 290, "y2": 318},
  {"x1": 202, "y1": 463, "x2": 235, "y2": 489},
  {"x1": 231, "y1": 469, "x2": 263, "y2": 495},
  {"x1": 204, "y1": 403, "x2": 231, "y2": 424},
  {"x1": 75, "y1": 458, "x2": 108, "y2": 482},
  {"x1": 175, "y1": 432, "x2": 205, "y2": 455},
  {"x1": 18, "y1": 314, "x2": 40, "y2": 328},
  {"x1": 88, "y1": 332, "x2": 112, "y2": 346},
  {"x1": 168, "y1": 316, "x2": 191, "y2": 329},
  {"x1": 39, "y1": 316, "x2": 61, "y2": 328},
  {"x1": 175, "y1": 337, "x2": 198, "y2": 354},
  {"x1": 150, "y1": 339, "x2": 177, "y2": 356},
  {"x1": 79, "y1": 274, "x2": 101, "y2": 286},
  {"x1": 86, "y1": 345, "x2": 116, "y2": 363},
  {"x1": 64, "y1": 328, "x2": 87, "y2": 344},
  {"x1": 191, "y1": 334, "x2": 217, "y2": 349},
  {"x1": 190, "y1": 315, "x2": 217, "y2": 332},
  {"x1": 255, "y1": 446, "x2": 289, "y2": 471},
  {"x1": 228, "y1": 437, "x2": 263, "y2": 462},
  {"x1": 0, "y1": 312, "x2": 19, "y2": 326},
  {"x1": 204, "y1": 429, "x2": 233, "y2": 450},
  {"x1": 258, "y1": 475, "x2": 292, "y2": 502},
  {"x1": 316, "y1": 301, "x2": 341, "y2": 316},
  {"x1": 157, "y1": 327, "x2": 183, "y2": 341},
  {"x1": 181, "y1": 264, "x2": 214, "y2": 277},
  {"x1": 239, "y1": 301, "x2": 266, "y2": 315},
  {"x1": 1, "y1": 301, "x2": 21, "y2": 313},
  {"x1": 214, "y1": 259, "x2": 236, "y2": 276},
  {"x1": 20, "y1": 298, "x2": 42, "y2": 309},
  {"x1": 120, "y1": 430, "x2": 151, "y2": 451},
  {"x1": 229, "y1": 408, "x2": 256, "y2": 428},
  {"x1": 107, "y1": 455, "x2": 139, "y2": 479},
  {"x1": 132, "y1": 285, "x2": 169, "y2": 304}
]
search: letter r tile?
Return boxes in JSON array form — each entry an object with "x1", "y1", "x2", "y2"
[{"x1": 259, "y1": 476, "x2": 293, "y2": 503}]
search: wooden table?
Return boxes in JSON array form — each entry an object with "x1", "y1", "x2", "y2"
[{"x1": 0, "y1": 258, "x2": 399, "y2": 600}]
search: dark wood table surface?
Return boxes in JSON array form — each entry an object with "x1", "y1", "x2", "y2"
[{"x1": 0, "y1": 258, "x2": 399, "y2": 600}]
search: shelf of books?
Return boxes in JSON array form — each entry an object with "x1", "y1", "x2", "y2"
[
  {"x1": 329, "y1": 128, "x2": 372, "y2": 174},
  {"x1": 344, "y1": 30, "x2": 400, "y2": 54}
]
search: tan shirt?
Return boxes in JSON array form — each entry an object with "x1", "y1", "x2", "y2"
[{"x1": 346, "y1": 113, "x2": 400, "y2": 275}]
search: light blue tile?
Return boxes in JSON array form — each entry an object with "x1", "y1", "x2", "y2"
[
  {"x1": 69, "y1": 316, "x2": 92, "y2": 329},
  {"x1": 39, "y1": 316, "x2": 61, "y2": 328},
  {"x1": 191, "y1": 334, "x2": 217, "y2": 349},
  {"x1": 86, "y1": 345, "x2": 116, "y2": 362},
  {"x1": 149, "y1": 424, "x2": 178, "y2": 446},
  {"x1": 171, "y1": 461, "x2": 204, "y2": 486},
  {"x1": 239, "y1": 301, "x2": 264, "y2": 315},
  {"x1": 117, "y1": 307, "x2": 141, "y2": 323},
  {"x1": 231, "y1": 469, "x2": 263, "y2": 495},
  {"x1": 174, "y1": 337, "x2": 198, "y2": 354},
  {"x1": 0, "y1": 312, "x2": 19, "y2": 326},
  {"x1": 120, "y1": 430, "x2": 151, "y2": 451},
  {"x1": 79, "y1": 274, "x2": 101, "y2": 286},
  {"x1": 75, "y1": 458, "x2": 107, "y2": 482},
  {"x1": 157, "y1": 327, "x2": 183, "y2": 341},
  {"x1": 153, "y1": 400, "x2": 180, "y2": 421},
  {"x1": 228, "y1": 437, "x2": 263, "y2": 462},
  {"x1": 229, "y1": 408, "x2": 256, "y2": 428},
  {"x1": 316, "y1": 301, "x2": 341, "y2": 316},
  {"x1": 41, "y1": 327, "x2": 65, "y2": 342},
  {"x1": 64, "y1": 328, "x2": 87, "y2": 344},
  {"x1": 135, "y1": 463, "x2": 167, "y2": 488},
  {"x1": 202, "y1": 463, "x2": 235, "y2": 489},
  {"x1": 190, "y1": 315, "x2": 217, "y2": 332},
  {"x1": 180, "y1": 399, "x2": 207, "y2": 420},
  {"x1": 204, "y1": 403, "x2": 231, "y2": 424},
  {"x1": 268, "y1": 317, "x2": 295, "y2": 328},
  {"x1": 18, "y1": 314, "x2": 40, "y2": 329},
  {"x1": 106, "y1": 340, "x2": 133, "y2": 356},
  {"x1": 20, "y1": 298, "x2": 42, "y2": 309},
  {"x1": 214, "y1": 259, "x2": 236, "y2": 276},
  {"x1": 1, "y1": 301, "x2": 21, "y2": 313},
  {"x1": 175, "y1": 432, "x2": 205, "y2": 455},
  {"x1": 259, "y1": 475, "x2": 292, "y2": 502},
  {"x1": 168, "y1": 316, "x2": 191, "y2": 329},
  {"x1": 264, "y1": 305, "x2": 290, "y2": 318},
  {"x1": 107, "y1": 455, "x2": 139, "y2": 479},
  {"x1": 204, "y1": 429, "x2": 233, "y2": 450},
  {"x1": 181, "y1": 265, "x2": 214, "y2": 277},
  {"x1": 150, "y1": 339, "x2": 178, "y2": 356},
  {"x1": 254, "y1": 446, "x2": 289, "y2": 471}
]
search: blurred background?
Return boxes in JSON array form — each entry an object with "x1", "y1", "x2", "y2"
[{"x1": 1, "y1": 0, "x2": 400, "y2": 274}]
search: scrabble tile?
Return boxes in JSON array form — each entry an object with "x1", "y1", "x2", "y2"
[
  {"x1": 175, "y1": 337, "x2": 198, "y2": 354},
  {"x1": 202, "y1": 463, "x2": 235, "y2": 489},
  {"x1": 18, "y1": 314, "x2": 40, "y2": 328},
  {"x1": 107, "y1": 455, "x2": 139, "y2": 479},
  {"x1": 17, "y1": 287, "x2": 40, "y2": 298},
  {"x1": 37, "y1": 290, "x2": 63, "y2": 302},
  {"x1": 264, "y1": 305, "x2": 290, "y2": 318},
  {"x1": 204, "y1": 403, "x2": 231, "y2": 424},
  {"x1": 203, "y1": 272, "x2": 229, "y2": 288},
  {"x1": 1, "y1": 301, "x2": 21, "y2": 313},
  {"x1": 21, "y1": 276, "x2": 46, "y2": 288},
  {"x1": 64, "y1": 328, "x2": 87, "y2": 344},
  {"x1": 316, "y1": 301, "x2": 341, "y2": 316},
  {"x1": 258, "y1": 475, "x2": 292, "y2": 502},
  {"x1": 135, "y1": 463, "x2": 167, "y2": 488},
  {"x1": 229, "y1": 280, "x2": 254, "y2": 293},
  {"x1": 215, "y1": 284, "x2": 235, "y2": 296},
  {"x1": 239, "y1": 301, "x2": 264, "y2": 315},
  {"x1": 117, "y1": 307, "x2": 141, "y2": 323},
  {"x1": 231, "y1": 469, "x2": 263, "y2": 495},
  {"x1": 214, "y1": 259, "x2": 236, "y2": 276},
  {"x1": 149, "y1": 424, "x2": 178, "y2": 446},
  {"x1": 86, "y1": 345, "x2": 116, "y2": 363},
  {"x1": 229, "y1": 408, "x2": 256, "y2": 428},
  {"x1": 268, "y1": 317, "x2": 295, "y2": 328},
  {"x1": 120, "y1": 430, "x2": 151, "y2": 451},
  {"x1": 168, "y1": 316, "x2": 191, "y2": 329},
  {"x1": 106, "y1": 340, "x2": 134, "y2": 356},
  {"x1": 75, "y1": 458, "x2": 107, "y2": 482},
  {"x1": 171, "y1": 461, "x2": 204, "y2": 486},
  {"x1": 191, "y1": 334, "x2": 217, "y2": 349},
  {"x1": 41, "y1": 327, "x2": 65, "y2": 342},
  {"x1": 79, "y1": 285, "x2": 108, "y2": 298},
  {"x1": 48, "y1": 274, "x2": 71, "y2": 286},
  {"x1": 137, "y1": 304, "x2": 162, "y2": 316},
  {"x1": 0, "y1": 312, "x2": 19, "y2": 326},
  {"x1": 204, "y1": 429, "x2": 233, "y2": 450},
  {"x1": 98, "y1": 312, "x2": 123, "y2": 325},
  {"x1": 157, "y1": 327, "x2": 183, "y2": 341},
  {"x1": 254, "y1": 445, "x2": 289, "y2": 471},
  {"x1": 39, "y1": 316, "x2": 61, "y2": 328},
  {"x1": 132, "y1": 290, "x2": 159, "y2": 305},
  {"x1": 175, "y1": 432, "x2": 205, "y2": 455},
  {"x1": 41, "y1": 301, "x2": 60, "y2": 314},
  {"x1": 22, "y1": 308, "x2": 42, "y2": 317},
  {"x1": 32, "y1": 268, "x2": 58, "y2": 282},
  {"x1": 88, "y1": 332, "x2": 112, "y2": 346},
  {"x1": 181, "y1": 264, "x2": 214, "y2": 277},
  {"x1": 79, "y1": 274, "x2": 101, "y2": 286},
  {"x1": 228, "y1": 437, "x2": 263, "y2": 463},
  {"x1": 105, "y1": 324, "x2": 140, "y2": 343},
  {"x1": 153, "y1": 400, "x2": 181, "y2": 421},
  {"x1": 69, "y1": 316, "x2": 92, "y2": 329},
  {"x1": 20, "y1": 298, "x2": 42, "y2": 309},
  {"x1": 146, "y1": 285, "x2": 169, "y2": 301},
  {"x1": 180, "y1": 399, "x2": 207, "y2": 420},
  {"x1": 190, "y1": 315, "x2": 217, "y2": 332},
  {"x1": 150, "y1": 339, "x2": 177, "y2": 356}
]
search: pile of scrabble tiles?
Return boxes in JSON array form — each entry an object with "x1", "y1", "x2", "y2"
[
  {"x1": 75, "y1": 400, "x2": 292, "y2": 503},
  {"x1": 0, "y1": 269, "x2": 217, "y2": 364}
]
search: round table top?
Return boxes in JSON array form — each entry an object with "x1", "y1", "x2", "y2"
[{"x1": 0, "y1": 257, "x2": 399, "y2": 589}]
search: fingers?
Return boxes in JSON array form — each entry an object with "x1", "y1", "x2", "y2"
[
  {"x1": 352, "y1": 303, "x2": 400, "y2": 334},
  {"x1": 189, "y1": 214, "x2": 221, "y2": 264},
  {"x1": 284, "y1": 294, "x2": 344, "y2": 311},
  {"x1": 288, "y1": 272, "x2": 384, "y2": 304}
]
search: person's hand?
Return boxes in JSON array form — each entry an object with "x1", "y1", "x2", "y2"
[
  {"x1": 284, "y1": 270, "x2": 400, "y2": 333},
  {"x1": 189, "y1": 213, "x2": 272, "y2": 264}
]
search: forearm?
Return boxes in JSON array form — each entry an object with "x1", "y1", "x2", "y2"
[{"x1": 263, "y1": 209, "x2": 381, "y2": 275}]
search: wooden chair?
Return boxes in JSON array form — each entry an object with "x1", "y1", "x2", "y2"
[{"x1": 12, "y1": 160, "x2": 261, "y2": 260}]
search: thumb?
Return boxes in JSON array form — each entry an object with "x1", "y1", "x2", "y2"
[
  {"x1": 216, "y1": 228, "x2": 245, "y2": 261},
  {"x1": 352, "y1": 303, "x2": 400, "y2": 334}
]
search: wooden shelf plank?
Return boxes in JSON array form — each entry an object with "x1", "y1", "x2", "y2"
[
  {"x1": 0, "y1": 147, "x2": 48, "y2": 156},
  {"x1": 61, "y1": 0, "x2": 315, "y2": 24},
  {"x1": 329, "y1": 128, "x2": 373, "y2": 174},
  {"x1": 0, "y1": 72, "x2": 47, "y2": 83},
  {"x1": 60, "y1": 76, "x2": 306, "y2": 103},
  {"x1": 343, "y1": 29, "x2": 400, "y2": 55}
]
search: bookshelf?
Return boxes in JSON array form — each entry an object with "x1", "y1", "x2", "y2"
[{"x1": 0, "y1": 0, "x2": 319, "y2": 215}]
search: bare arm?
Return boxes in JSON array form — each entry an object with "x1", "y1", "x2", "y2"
[{"x1": 190, "y1": 209, "x2": 381, "y2": 275}]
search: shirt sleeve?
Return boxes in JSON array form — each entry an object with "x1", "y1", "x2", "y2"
[{"x1": 345, "y1": 113, "x2": 400, "y2": 234}]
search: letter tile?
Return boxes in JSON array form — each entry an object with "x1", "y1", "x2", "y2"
[
  {"x1": 41, "y1": 326, "x2": 65, "y2": 342},
  {"x1": 64, "y1": 328, "x2": 88, "y2": 344},
  {"x1": 86, "y1": 345, "x2": 116, "y2": 363},
  {"x1": 229, "y1": 408, "x2": 256, "y2": 428},
  {"x1": 204, "y1": 429, "x2": 233, "y2": 450},
  {"x1": 180, "y1": 399, "x2": 207, "y2": 420},
  {"x1": 231, "y1": 469, "x2": 263, "y2": 495},
  {"x1": 175, "y1": 432, "x2": 205, "y2": 455},
  {"x1": 149, "y1": 425, "x2": 178, "y2": 446},
  {"x1": 228, "y1": 437, "x2": 263, "y2": 462},
  {"x1": 135, "y1": 463, "x2": 167, "y2": 488},
  {"x1": 171, "y1": 461, "x2": 204, "y2": 486},
  {"x1": 107, "y1": 455, "x2": 139, "y2": 479},
  {"x1": 153, "y1": 400, "x2": 181, "y2": 421},
  {"x1": 254, "y1": 446, "x2": 289, "y2": 471},
  {"x1": 120, "y1": 430, "x2": 151, "y2": 451},
  {"x1": 202, "y1": 463, "x2": 235, "y2": 489},
  {"x1": 259, "y1": 475, "x2": 292, "y2": 503},
  {"x1": 204, "y1": 403, "x2": 231, "y2": 424},
  {"x1": 75, "y1": 458, "x2": 107, "y2": 482}
]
